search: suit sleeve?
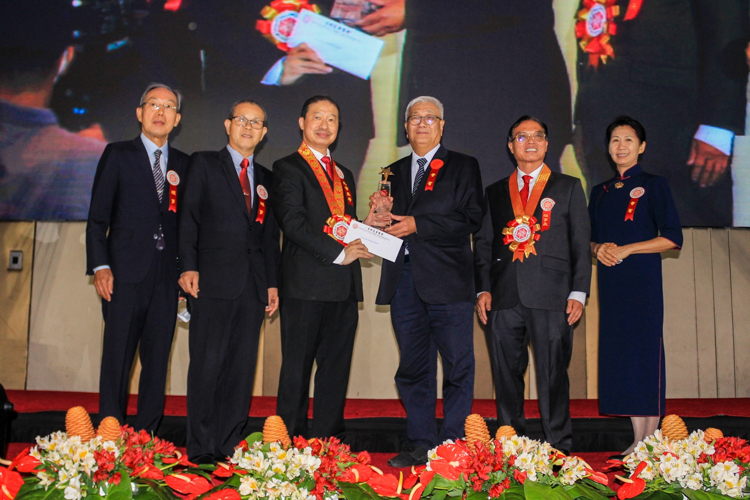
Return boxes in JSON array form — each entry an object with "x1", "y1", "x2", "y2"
[
  {"x1": 178, "y1": 153, "x2": 207, "y2": 273},
  {"x1": 473, "y1": 187, "x2": 494, "y2": 295},
  {"x1": 694, "y1": 0, "x2": 750, "y2": 133},
  {"x1": 263, "y1": 172, "x2": 282, "y2": 288},
  {"x1": 649, "y1": 177, "x2": 683, "y2": 249},
  {"x1": 412, "y1": 156, "x2": 484, "y2": 239},
  {"x1": 85, "y1": 144, "x2": 116, "y2": 275},
  {"x1": 568, "y1": 179, "x2": 592, "y2": 296},
  {"x1": 270, "y1": 160, "x2": 344, "y2": 264}
]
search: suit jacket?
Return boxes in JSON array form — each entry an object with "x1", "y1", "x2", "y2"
[
  {"x1": 178, "y1": 149, "x2": 280, "y2": 301},
  {"x1": 270, "y1": 151, "x2": 362, "y2": 302},
  {"x1": 86, "y1": 136, "x2": 189, "y2": 286},
  {"x1": 376, "y1": 145, "x2": 483, "y2": 305},
  {"x1": 474, "y1": 170, "x2": 591, "y2": 311}
]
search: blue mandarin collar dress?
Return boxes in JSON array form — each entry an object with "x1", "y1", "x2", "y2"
[{"x1": 588, "y1": 164, "x2": 683, "y2": 416}]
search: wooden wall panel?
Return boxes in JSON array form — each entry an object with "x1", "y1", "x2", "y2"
[
  {"x1": 730, "y1": 229, "x2": 750, "y2": 396},
  {"x1": 692, "y1": 228, "x2": 718, "y2": 397},
  {"x1": 0, "y1": 222, "x2": 35, "y2": 390},
  {"x1": 710, "y1": 229, "x2": 736, "y2": 397},
  {"x1": 662, "y1": 230, "x2": 699, "y2": 398}
]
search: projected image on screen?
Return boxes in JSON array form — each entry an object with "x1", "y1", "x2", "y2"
[{"x1": 1, "y1": 0, "x2": 748, "y2": 226}]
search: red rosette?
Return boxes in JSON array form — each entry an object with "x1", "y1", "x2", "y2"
[
  {"x1": 256, "y1": 1, "x2": 321, "y2": 51},
  {"x1": 424, "y1": 159, "x2": 445, "y2": 192},
  {"x1": 575, "y1": 0, "x2": 619, "y2": 68}
]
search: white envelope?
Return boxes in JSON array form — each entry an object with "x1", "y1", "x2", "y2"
[
  {"x1": 343, "y1": 220, "x2": 403, "y2": 262},
  {"x1": 287, "y1": 9, "x2": 384, "y2": 80}
]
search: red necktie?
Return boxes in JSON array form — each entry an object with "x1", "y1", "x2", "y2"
[
  {"x1": 321, "y1": 155, "x2": 334, "y2": 179},
  {"x1": 520, "y1": 175, "x2": 532, "y2": 209},
  {"x1": 239, "y1": 158, "x2": 253, "y2": 215}
]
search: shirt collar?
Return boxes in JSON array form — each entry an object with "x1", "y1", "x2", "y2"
[
  {"x1": 140, "y1": 133, "x2": 169, "y2": 163},
  {"x1": 308, "y1": 147, "x2": 332, "y2": 165},
  {"x1": 411, "y1": 143, "x2": 441, "y2": 169},
  {"x1": 226, "y1": 144, "x2": 254, "y2": 171},
  {"x1": 516, "y1": 163, "x2": 544, "y2": 185},
  {"x1": 616, "y1": 164, "x2": 642, "y2": 179},
  {"x1": 0, "y1": 98, "x2": 57, "y2": 127}
]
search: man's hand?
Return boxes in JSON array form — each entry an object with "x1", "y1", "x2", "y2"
[
  {"x1": 476, "y1": 292, "x2": 492, "y2": 325},
  {"x1": 688, "y1": 139, "x2": 730, "y2": 188},
  {"x1": 94, "y1": 268, "x2": 114, "y2": 301},
  {"x1": 342, "y1": 238, "x2": 374, "y2": 265},
  {"x1": 279, "y1": 43, "x2": 332, "y2": 85},
  {"x1": 363, "y1": 192, "x2": 393, "y2": 227},
  {"x1": 179, "y1": 271, "x2": 200, "y2": 299},
  {"x1": 266, "y1": 287, "x2": 279, "y2": 317},
  {"x1": 566, "y1": 299, "x2": 583, "y2": 325},
  {"x1": 355, "y1": 0, "x2": 405, "y2": 36},
  {"x1": 385, "y1": 214, "x2": 416, "y2": 238}
]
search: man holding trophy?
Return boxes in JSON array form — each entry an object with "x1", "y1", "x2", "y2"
[{"x1": 373, "y1": 96, "x2": 484, "y2": 467}]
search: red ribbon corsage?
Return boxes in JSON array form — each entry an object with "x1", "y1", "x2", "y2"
[{"x1": 424, "y1": 159, "x2": 444, "y2": 191}]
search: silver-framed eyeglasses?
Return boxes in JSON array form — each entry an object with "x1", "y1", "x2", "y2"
[
  {"x1": 407, "y1": 114, "x2": 441, "y2": 126},
  {"x1": 232, "y1": 116, "x2": 266, "y2": 130},
  {"x1": 141, "y1": 101, "x2": 179, "y2": 112},
  {"x1": 514, "y1": 132, "x2": 547, "y2": 143}
]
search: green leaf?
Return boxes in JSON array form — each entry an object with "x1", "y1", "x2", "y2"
[
  {"x1": 14, "y1": 484, "x2": 65, "y2": 500},
  {"x1": 564, "y1": 482, "x2": 613, "y2": 500},
  {"x1": 682, "y1": 490, "x2": 734, "y2": 500},
  {"x1": 466, "y1": 491, "x2": 489, "y2": 500},
  {"x1": 105, "y1": 474, "x2": 133, "y2": 500},
  {"x1": 423, "y1": 476, "x2": 438, "y2": 496},
  {"x1": 432, "y1": 476, "x2": 460, "y2": 490},
  {"x1": 136, "y1": 480, "x2": 180, "y2": 500},
  {"x1": 497, "y1": 484, "x2": 525, "y2": 500},
  {"x1": 244, "y1": 432, "x2": 264, "y2": 448},
  {"x1": 431, "y1": 489, "x2": 448, "y2": 500},
  {"x1": 524, "y1": 481, "x2": 574, "y2": 500},
  {"x1": 580, "y1": 478, "x2": 616, "y2": 495},
  {"x1": 630, "y1": 491, "x2": 683, "y2": 500},
  {"x1": 338, "y1": 481, "x2": 389, "y2": 500}
]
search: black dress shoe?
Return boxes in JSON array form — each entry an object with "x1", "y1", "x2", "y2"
[
  {"x1": 388, "y1": 447, "x2": 428, "y2": 468},
  {"x1": 191, "y1": 454, "x2": 217, "y2": 465},
  {"x1": 608, "y1": 454, "x2": 627, "y2": 461}
]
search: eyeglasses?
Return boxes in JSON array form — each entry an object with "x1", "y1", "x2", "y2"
[
  {"x1": 141, "y1": 101, "x2": 179, "y2": 112},
  {"x1": 407, "y1": 114, "x2": 441, "y2": 126},
  {"x1": 514, "y1": 132, "x2": 546, "y2": 143},
  {"x1": 232, "y1": 116, "x2": 266, "y2": 130}
]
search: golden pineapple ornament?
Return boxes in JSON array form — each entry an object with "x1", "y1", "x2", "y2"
[
  {"x1": 495, "y1": 425, "x2": 517, "y2": 440},
  {"x1": 65, "y1": 406, "x2": 95, "y2": 442},
  {"x1": 97, "y1": 416, "x2": 122, "y2": 442},
  {"x1": 263, "y1": 415, "x2": 291, "y2": 447},
  {"x1": 464, "y1": 414, "x2": 490, "y2": 451},
  {"x1": 704, "y1": 427, "x2": 724, "y2": 443},
  {"x1": 661, "y1": 414, "x2": 689, "y2": 441}
]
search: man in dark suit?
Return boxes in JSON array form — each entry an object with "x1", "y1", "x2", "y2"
[
  {"x1": 270, "y1": 96, "x2": 373, "y2": 440},
  {"x1": 357, "y1": 0, "x2": 571, "y2": 187},
  {"x1": 178, "y1": 100, "x2": 281, "y2": 463},
  {"x1": 86, "y1": 83, "x2": 189, "y2": 433},
  {"x1": 574, "y1": 0, "x2": 749, "y2": 226},
  {"x1": 375, "y1": 96, "x2": 483, "y2": 467},
  {"x1": 474, "y1": 116, "x2": 591, "y2": 454}
]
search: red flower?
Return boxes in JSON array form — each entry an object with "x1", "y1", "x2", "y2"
[
  {"x1": 402, "y1": 473, "x2": 418, "y2": 490},
  {"x1": 367, "y1": 474, "x2": 401, "y2": 497},
  {"x1": 589, "y1": 470, "x2": 609, "y2": 486},
  {"x1": 10, "y1": 449, "x2": 40, "y2": 474},
  {"x1": 488, "y1": 483, "x2": 505, "y2": 498},
  {"x1": 356, "y1": 451, "x2": 372, "y2": 465},
  {"x1": 131, "y1": 463, "x2": 165, "y2": 480},
  {"x1": 513, "y1": 469, "x2": 527, "y2": 485},
  {"x1": 164, "y1": 474, "x2": 213, "y2": 495},
  {"x1": 616, "y1": 462, "x2": 647, "y2": 500},
  {"x1": 430, "y1": 461, "x2": 461, "y2": 481},
  {"x1": 406, "y1": 482, "x2": 425, "y2": 500},
  {"x1": 340, "y1": 464, "x2": 373, "y2": 483},
  {"x1": 162, "y1": 454, "x2": 198, "y2": 468},
  {"x1": 0, "y1": 466, "x2": 24, "y2": 500},
  {"x1": 419, "y1": 470, "x2": 435, "y2": 486},
  {"x1": 294, "y1": 437, "x2": 310, "y2": 449},
  {"x1": 205, "y1": 489, "x2": 241, "y2": 500},
  {"x1": 309, "y1": 439, "x2": 323, "y2": 455},
  {"x1": 108, "y1": 473, "x2": 122, "y2": 485}
]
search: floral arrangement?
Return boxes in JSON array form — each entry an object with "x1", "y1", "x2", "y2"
[
  {"x1": 338, "y1": 434, "x2": 612, "y2": 500},
  {"x1": 615, "y1": 428, "x2": 750, "y2": 499}
]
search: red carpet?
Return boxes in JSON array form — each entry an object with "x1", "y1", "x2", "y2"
[{"x1": 8, "y1": 390, "x2": 750, "y2": 419}]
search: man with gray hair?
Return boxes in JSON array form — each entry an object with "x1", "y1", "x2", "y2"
[
  {"x1": 375, "y1": 96, "x2": 483, "y2": 467},
  {"x1": 86, "y1": 83, "x2": 189, "y2": 434}
]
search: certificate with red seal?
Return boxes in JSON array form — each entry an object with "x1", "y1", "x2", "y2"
[{"x1": 502, "y1": 165, "x2": 551, "y2": 262}]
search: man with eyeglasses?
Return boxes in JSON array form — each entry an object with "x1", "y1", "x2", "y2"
[
  {"x1": 473, "y1": 116, "x2": 590, "y2": 455},
  {"x1": 375, "y1": 96, "x2": 483, "y2": 467},
  {"x1": 86, "y1": 83, "x2": 189, "y2": 434},
  {"x1": 178, "y1": 100, "x2": 281, "y2": 463}
]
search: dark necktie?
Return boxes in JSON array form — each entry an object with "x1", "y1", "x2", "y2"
[
  {"x1": 239, "y1": 158, "x2": 253, "y2": 215},
  {"x1": 321, "y1": 155, "x2": 334, "y2": 179},
  {"x1": 413, "y1": 157, "x2": 427, "y2": 195},
  {"x1": 520, "y1": 175, "x2": 532, "y2": 209},
  {"x1": 153, "y1": 149, "x2": 165, "y2": 202}
]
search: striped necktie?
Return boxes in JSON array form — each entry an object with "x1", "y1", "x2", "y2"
[
  {"x1": 413, "y1": 157, "x2": 427, "y2": 195},
  {"x1": 153, "y1": 149, "x2": 165, "y2": 202}
]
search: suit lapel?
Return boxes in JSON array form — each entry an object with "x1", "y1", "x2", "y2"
[
  {"x1": 220, "y1": 148, "x2": 252, "y2": 222},
  {"x1": 132, "y1": 137, "x2": 161, "y2": 208}
]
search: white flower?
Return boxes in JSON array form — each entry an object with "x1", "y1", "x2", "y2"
[
  {"x1": 679, "y1": 472, "x2": 703, "y2": 490},
  {"x1": 239, "y1": 476, "x2": 261, "y2": 496}
]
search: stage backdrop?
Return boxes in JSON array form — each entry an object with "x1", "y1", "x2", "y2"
[{"x1": 1, "y1": 0, "x2": 748, "y2": 226}]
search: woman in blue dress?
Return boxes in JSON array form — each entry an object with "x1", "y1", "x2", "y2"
[{"x1": 588, "y1": 116, "x2": 683, "y2": 457}]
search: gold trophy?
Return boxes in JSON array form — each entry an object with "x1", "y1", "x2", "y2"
[{"x1": 372, "y1": 166, "x2": 394, "y2": 228}]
